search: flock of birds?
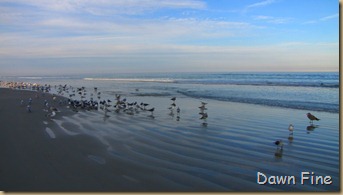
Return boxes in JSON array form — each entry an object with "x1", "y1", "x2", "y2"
[
  {"x1": 5, "y1": 81, "x2": 324, "y2": 157},
  {"x1": 274, "y1": 112, "x2": 320, "y2": 157},
  {"x1": 52, "y1": 84, "x2": 209, "y2": 124}
]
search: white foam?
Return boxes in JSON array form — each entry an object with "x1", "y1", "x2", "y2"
[
  {"x1": 84, "y1": 78, "x2": 175, "y2": 83},
  {"x1": 52, "y1": 119, "x2": 79, "y2": 136},
  {"x1": 45, "y1": 127, "x2": 56, "y2": 139}
]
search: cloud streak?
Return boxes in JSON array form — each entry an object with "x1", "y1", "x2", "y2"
[
  {"x1": 243, "y1": 0, "x2": 276, "y2": 13},
  {"x1": 253, "y1": 15, "x2": 292, "y2": 24},
  {"x1": 303, "y1": 13, "x2": 338, "y2": 24}
]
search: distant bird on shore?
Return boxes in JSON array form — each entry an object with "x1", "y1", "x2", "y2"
[
  {"x1": 288, "y1": 124, "x2": 294, "y2": 134},
  {"x1": 199, "y1": 112, "x2": 208, "y2": 120},
  {"x1": 274, "y1": 140, "x2": 284, "y2": 150},
  {"x1": 199, "y1": 105, "x2": 207, "y2": 110},
  {"x1": 171, "y1": 97, "x2": 176, "y2": 101},
  {"x1": 307, "y1": 113, "x2": 320, "y2": 124},
  {"x1": 146, "y1": 107, "x2": 155, "y2": 115},
  {"x1": 26, "y1": 105, "x2": 32, "y2": 113},
  {"x1": 140, "y1": 102, "x2": 149, "y2": 110}
]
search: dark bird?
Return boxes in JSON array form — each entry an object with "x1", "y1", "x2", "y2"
[
  {"x1": 171, "y1": 97, "x2": 176, "y2": 101},
  {"x1": 198, "y1": 105, "x2": 207, "y2": 110},
  {"x1": 274, "y1": 140, "x2": 284, "y2": 149},
  {"x1": 200, "y1": 101, "x2": 207, "y2": 106},
  {"x1": 199, "y1": 112, "x2": 208, "y2": 120},
  {"x1": 146, "y1": 107, "x2": 155, "y2": 114},
  {"x1": 307, "y1": 113, "x2": 320, "y2": 124}
]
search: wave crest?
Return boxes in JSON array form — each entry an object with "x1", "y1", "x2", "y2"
[{"x1": 84, "y1": 78, "x2": 175, "y2": 83}]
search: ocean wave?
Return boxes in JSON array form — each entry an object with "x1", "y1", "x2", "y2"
[
  {"x1": 84, "y1": 78, "x2": 176, "y2": 83},
  {"x1": 18, "y1": 77, "x2": 44, "y2": 80},
  {"x1": 177, "y1": 90, "x2": 339, "y2": 113},
  {"x1": 179, "y1": 80, "x2": 339, "y2": 88},
  {"x1": 17, "y1": 76, "x2": 74, "y2": 80}
]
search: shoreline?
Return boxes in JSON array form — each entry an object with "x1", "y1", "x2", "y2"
[{"x1": 0, "y1": 85, "x2": 339, "y2": 192}]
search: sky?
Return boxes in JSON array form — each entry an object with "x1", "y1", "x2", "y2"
[{"x1": 0, "y1": 0, "x2": 339, "y2": 76}]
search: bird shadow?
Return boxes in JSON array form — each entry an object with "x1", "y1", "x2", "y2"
[
  {"x1": 274, "y1": 148, "x2": 283, "y2": 158},
  {"x1": 306, "y1": 124, "x2": 319, "y2": 134},
  {"x1": 288, "y1": 133, "x2": 294, "y2": 144}
]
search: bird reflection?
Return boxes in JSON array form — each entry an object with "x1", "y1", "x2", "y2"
[
  {"x1": 274, "y1": 140, "x2": 283, "y2": 158},
  {"x1": 202, "y1": 122, "x2": 208, "y2": 127},
  {"x1": 274, "y1": 148, "x2": 283, "y2": 158},
  {"x1": 288, "y1": 134, "x2": 294, "y2": 143},
  {"x1": 306, "y1": 124, "x2": 319, "y2": 133}
]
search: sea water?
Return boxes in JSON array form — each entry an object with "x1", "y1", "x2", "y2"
[{"x1": 1, "y1": 72, "x2": 339, "y2": 113}]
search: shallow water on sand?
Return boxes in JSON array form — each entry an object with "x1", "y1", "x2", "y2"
[{"x1": 47, "y1": 97, "x2": 339, "y2": 191}]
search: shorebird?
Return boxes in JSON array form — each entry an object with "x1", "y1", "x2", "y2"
[
  {"x1": 200, "y1": 101, "x2": 207, "y2": 106},
  {"x1": 307, "y1": 113, "x2": 320, "y2": 124},
  {"x1": 140, "y1": 102, "x2": 149, "y2": 110},
  {"x1": 199, "y1": 105, "x2": 207, "y2": 110},
  {"x1": 46, "y1": 111, "x2": 56, "y2": 118},
  {"x1": 288, "y1": 124, "x2": 294, "y2": 134},
  {"x1": 27, "y1": 105, "x2": 32, "y2": 113},
  {"x1": 199, "y1": 112, "x2": 208, "y2": 120},
  {"x1": 146, "y1": 107, "x2": 155, "y2": 115},
  {"x1": 274, "y1": 140, "x2": 284, "y2": 150},
  {"x1": 171, "y1": 97, "x2": 176, "y2": 101}
]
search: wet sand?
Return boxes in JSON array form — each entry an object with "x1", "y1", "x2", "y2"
[{"x1": 0, "y1": 88, "x2": 339, "y2": 192}]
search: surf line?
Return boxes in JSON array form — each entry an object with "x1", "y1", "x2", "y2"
[{"x1": 256, "y1": 172, "x2": 332, "y2": 185}]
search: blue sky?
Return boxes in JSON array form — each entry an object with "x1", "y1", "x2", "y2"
[{"x1": 0, "y1": 0, "x2": 339, "y2": 75}]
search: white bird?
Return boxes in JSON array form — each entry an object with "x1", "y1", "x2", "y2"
[{"x1": 288, "y1": 124, "x2": 294, "y2": 133}]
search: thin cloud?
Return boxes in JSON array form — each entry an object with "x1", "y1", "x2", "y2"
[
  {"x1": 253, "y1": 15, "x2": 292, "y2": 24},
  {"x1": 303, "y1": 13, "x2": 338, "y2": 24},
  {"x1": 1, "y1": 0, "x2": 206, "y2": 15},
  {"x1": 243, "y1": 0, "x2": 276, "y2": 13},
  {"x1": 319, "y1": 13, "x2": 338, "y2": 21}
]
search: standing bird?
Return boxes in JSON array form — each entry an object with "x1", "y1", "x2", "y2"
[
  {"x1": 288, "y1": 124, "x2": 294, "y2": 134},
  {"x1": 307, "y1": 113, "x2": 320, "y2": 124},
  {"x1": 146, "y1": 107, "x2": 155, "y2": 114}
]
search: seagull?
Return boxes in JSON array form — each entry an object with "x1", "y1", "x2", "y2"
[
  {"x1": 199, "y1": 112, "x2": 208, "y2": 120},
  {"x1": 146, "y1": 107, "x2": 155, "y2": 114},
  {"x1": 198, "y1": 105, "x2": 207, "y2": 110},
  {"x1": 288, "y1": 124, "x2": 294, "y2": 134},
  {"x1": 171, "y1": 97, "x2": 176, "y2": 101},
  {"x1": 307, "y1": 113, "x2": 320, "y2": 124}
]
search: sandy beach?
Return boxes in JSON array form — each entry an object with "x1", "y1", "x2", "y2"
[{"x1": 0, "y1": 86, "x2": 339, "y2": 192}]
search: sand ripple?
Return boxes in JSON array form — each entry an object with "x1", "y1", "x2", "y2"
[{"x1": 47, "y1": 105, "x2": 339, "y2": 191}]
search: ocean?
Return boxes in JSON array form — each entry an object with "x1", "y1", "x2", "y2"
[{"x1": 1, "y1": 72, "x2": 339, "y2": 113}]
